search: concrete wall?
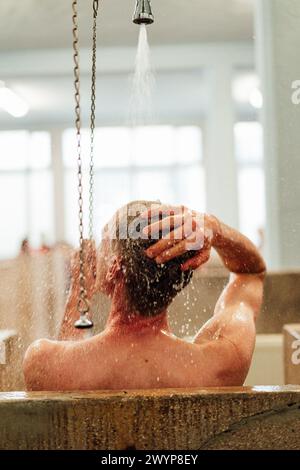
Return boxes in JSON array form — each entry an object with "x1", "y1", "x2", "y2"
[
  {"x1": 256, "y1": 0, "x2": 300, "y2": 269},
  {"x1": 0, "y1": 387, "x2": 300, "y2": 450},
  {"x1": 245, "y1": 334, "x2": 283, "y2": 386},
  {"x1": 284, "y1": 324, "x2": 300, "y2": 384},
  {"x1": 0, "y1": 330, "x2": 23, "y2": 391}
]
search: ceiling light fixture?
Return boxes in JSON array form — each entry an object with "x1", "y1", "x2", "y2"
[
  {"x1": 0, "y1": 81, "x2": 29, "y2": 118},
  {"x1": 249, "y1": 88, "x2": 263, "y2": 109}
]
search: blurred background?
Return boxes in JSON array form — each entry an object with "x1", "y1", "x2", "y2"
[{"x1": 0, "y1": 0, "x2": 266, "y2": 259}]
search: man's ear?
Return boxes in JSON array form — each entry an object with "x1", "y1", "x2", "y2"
[{"x1": 106, "y1": 256, "x2": 122, "y2": 283}]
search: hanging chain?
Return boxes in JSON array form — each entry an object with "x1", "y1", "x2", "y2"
[
  {"x1": 72, "y1": 0, "x2": 89, "y2": 316},
  {"x1": 89, "y1": 0, "x2": 99, "y2": 239}
]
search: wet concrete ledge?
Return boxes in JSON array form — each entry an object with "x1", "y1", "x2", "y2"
[{"x1": 1, "y1": 386, "x2": 300, "y2": 450}]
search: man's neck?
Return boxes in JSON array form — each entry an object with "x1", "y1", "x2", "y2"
[{"x1": 105, "y1": 281, "x2": 170, "y2": 335}]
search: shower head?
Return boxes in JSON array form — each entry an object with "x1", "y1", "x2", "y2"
[{"x1": 133, "y1": 0, "x2": 154, "y2": 25}]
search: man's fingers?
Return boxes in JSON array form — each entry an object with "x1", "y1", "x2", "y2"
[
  {"x1": 181, "y1": 248, "x2": 211, "y2": 271},
  {"x1": 181, "y1": 237, "x2": 212, "y2": 271},
  {"x1": 142, "y1": 214, "x2": 181, "y2": 236},
  {"x1": 145, "y1": 222, "x2": 195, "y2": 259},
  {"x1": 145, "y1": 238, "x2": 178, "y2": 259},
  {"x1": 166, "y1": 220, "x2": 195, "y2": 241},
  {"x1": 154, "y1": 234, "x2": 211, "y2": 266},
  {"x1": 145, "y1": 227, "x2": 207, "y2": 261},
  {"x1": 142, "y1": 213, "x2": 195, "y2": 237},
  {"x1": 154, "y1": 238, "x2": 198, "y2": 264}
]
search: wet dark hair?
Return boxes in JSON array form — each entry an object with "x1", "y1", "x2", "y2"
[{"x1": 112, "y1": 201, "x2": 194, "y2": 317}]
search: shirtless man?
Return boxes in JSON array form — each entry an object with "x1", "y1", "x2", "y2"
[{"x1": 23, "y1": 200, "x2": 266, "y2": 391}]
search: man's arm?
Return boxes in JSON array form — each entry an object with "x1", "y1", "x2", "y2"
[
  {"x1": 194, "y1": 215, "x2": 265, "y2": 335},
  {"x1": 194, "y1": 272, "x2": 264, "y2": 382},
  {"x1": 206, "y1": 215, "x2": 266, "y2": 275},
  {"x1": 142, "y1": 205, "x2": 266, "y2": 383},
  {"x1": 193, "y1": 217, "x2": 265, "y2": 382}
]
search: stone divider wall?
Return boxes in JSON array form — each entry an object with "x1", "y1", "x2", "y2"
[{"x1": 0, "y1": 387, "x2": 300, "y2": 450}]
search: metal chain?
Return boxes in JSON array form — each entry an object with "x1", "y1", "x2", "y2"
[
  {"x1": 89, "y1": 0, "x2": 99, "y2": 239},
  {"x1": 72, "y1": 0, "x2": 89, "y2": 316}
]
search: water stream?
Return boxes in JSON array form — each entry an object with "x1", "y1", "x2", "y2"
[{"x1": 129, "y1": 25, "x2": 155, "y2": 125}]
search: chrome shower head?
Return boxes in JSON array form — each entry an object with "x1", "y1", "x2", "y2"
[{"x1": 133, "y1": 0, "x2": 154, "y2": 25}]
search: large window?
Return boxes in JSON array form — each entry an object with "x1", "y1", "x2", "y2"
[
  {"x1": 63, "y1": 126, "x2": 205, "y2": 245},
  {"x1": 0, "y1": 123, "x2": 265, "y2": 259},
  {"x1": 0, "y1": 131, "x2": 53, "y2": 259},
  {"x1": 235, "y1": 122, "x2": 265, "y2": 247}
]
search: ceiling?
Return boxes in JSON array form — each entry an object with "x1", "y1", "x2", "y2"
[{"x1": 0, "y1": 0, "x2": 254, "y2": 50}]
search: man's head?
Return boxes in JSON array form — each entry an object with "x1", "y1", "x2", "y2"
[{"x1": 97, "y1": 200, "x2": 194, "y2": 317}]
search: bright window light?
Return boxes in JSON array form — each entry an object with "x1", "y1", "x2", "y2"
[
  {"x1": 0, "y1": 131, "x2": 53, "y2": 259},
  {"x1": 249, "y1": 88, "x2": 263, "y2": 109},
  {"x1": 233, "y1": 74, "x2": 263, "y2": 109},
  {"x1": 235, "y1": 122, "x2": 263, "y2": 164},
  {"x1": 235, "y1": 122, "x2": 265, "y2": 246}
]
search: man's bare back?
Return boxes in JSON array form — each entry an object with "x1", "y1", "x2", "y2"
[{"x1": 23, "y1": 204, "x2": 265, "y2": 391}]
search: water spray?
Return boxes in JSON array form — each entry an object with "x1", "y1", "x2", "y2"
[{"x1": 133, "y1": 0, "x2": 154, "y2": 25}]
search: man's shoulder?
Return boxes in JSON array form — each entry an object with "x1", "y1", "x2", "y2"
[
  {"x1": 25, "y1": 338, "x2": 57, "y2": 359},
  {"x1": 23, "y1": 339, "x2": 55, "y2": 390},
  {"x1": 23, "y1": 338, "x2": 66, "y2": 378}
]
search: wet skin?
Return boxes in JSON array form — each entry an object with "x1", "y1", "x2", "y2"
[{"x1": 23, "y1": 206, "x2": 266, "y2": 391}]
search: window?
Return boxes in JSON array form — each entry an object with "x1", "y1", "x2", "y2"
[
  {"x1": 0, "y1": 131, "x2": 53, "y2": 259},
  {"x1": 0, "y1": 124, "x2": 265, "y2": 258},
  {"x1": 235, "y1": 122, "x2": 265, "y2": 246},
  {"x1": 63, "y1": 126, "x2": 205, "y2": 245}
]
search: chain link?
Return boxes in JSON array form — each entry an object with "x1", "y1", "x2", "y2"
[
  {"x1": 72, "y1": 0, "x2": 99, "y2": 318},
  {"x1": 72, "y1": 0, "x2": 89, "y2": 315},
  {"x1": 89, "y1": 0, "x2": 99, "y2": 239}
]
